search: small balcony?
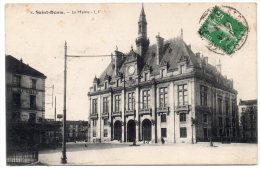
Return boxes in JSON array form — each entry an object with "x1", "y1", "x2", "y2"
[
  {"x1": 112, "y1": 111, "x2": 122, "y2": 117},
  {"x1": 175, "y1": 105, "x2": 190, "y2": 112},
  {"x1": 139, "y1": 108, "x2": 152, "y2": 116},
  {"x1": 90, "y1": 113, "x2": 98, "y2": 119},
  {"x1": 195, "y1": 105, "x2": 211, "y2": 113},
  {"x1": 125, "y1": 109, "x2": 135, "y2": 116},
  {"x1": 157, "y1": 107, "x2": 169, "y2": 113},
  {"x1": 101, "y1": 112, "x2": 109, "y2": 119}
]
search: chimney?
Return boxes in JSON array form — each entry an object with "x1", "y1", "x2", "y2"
[
  {"x1": 216, "y1": 59, "x2": 222, "y2": 73},
  {"x1": 156, "y1": 33, "x2": 164, "y2": 65}
]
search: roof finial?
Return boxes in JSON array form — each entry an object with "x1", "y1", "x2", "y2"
[
  {"x1": 131, "y1": 45, "x2": 133, "y2": 51},
  {"x1": 116, "y1": 45, "x2": 118, "y2": 51},
  {"x1": 181, "y1": 28, "x2": 183, "y2": 40}
]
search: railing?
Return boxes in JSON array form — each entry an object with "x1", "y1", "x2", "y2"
[
  {"x1": 175, "y1": 105, "x2": 190, "y2": 112},
  {"x1": 90, "y1": 113, "x2": 98, "y2": 119},
  {"x1": 139, "y1": 108, "x2": 152, "y2": 115},
  {"x1": 157, "y1": 107, "x2": 169, "y2": 113},
  {"x1": 112, "y1": 111, "x2": 122, "y2": 117},
  {"x1": 125, "y1": 109, "x2": 135, "y2": 116},
  {"x1": 101, "y1": 112, "x2": 109, "y2": 118},
  {"x1": 7, "y1": 146, "x2": 38, "y2": 165}
]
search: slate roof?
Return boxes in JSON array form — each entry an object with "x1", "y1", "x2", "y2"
[{"x1": 6, "y1": 55, "x2": 46, "y2": 78}]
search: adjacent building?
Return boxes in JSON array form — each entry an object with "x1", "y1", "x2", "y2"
[
  {"x1": 88, "y1": 5, "x2": 239, "y2": 144},
  {"x1": 6, "y1": 55, "x2": 46, "y2": 148},
  {"x1": 238, "y1": 99, "x2": 257, "y2": 143}
]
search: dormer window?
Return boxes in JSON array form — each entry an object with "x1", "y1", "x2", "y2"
[
  {"x1": 144, "y1": 72, "x2": 148, "y2": 81},
  {"x1": 161, "y1": 69, "x2": 166, "y2": 78},
  {"x1": 93, "y1": 84, "x2": 97, "y2": 92},
  {"x1": 116, "y1": 79, "x2": 120, "y2": 87},
  {"x1": 104, "y1": 82, "x2": 108, "y2": 89},
  {"x1": 180, "y1": 65, "x2": 185, "y2": 74}
]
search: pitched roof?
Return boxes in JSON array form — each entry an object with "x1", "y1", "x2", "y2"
[{"x1": 6, "y1": 55, "x2": 46, "y2": 78}]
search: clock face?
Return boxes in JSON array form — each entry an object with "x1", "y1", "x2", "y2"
[{"x1": 128, "y1": 65, "x2": 135, "y2": 75}]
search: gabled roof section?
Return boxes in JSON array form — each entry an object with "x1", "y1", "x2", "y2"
[{"x1": 6, "y1": 55, "x2": 46, "y2": 78}]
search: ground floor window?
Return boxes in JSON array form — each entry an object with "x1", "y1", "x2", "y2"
[
  {"x1": 93, "y1": 129, "x2": 96, "y2": 137},
  {"x1": 203, "y1": 128, "x2": 208, "y2": 138},
  {"x1": 180, "y1": 113, "x2": 186, "y2": 122},
  {"x1": 161, "y1": 128, "x2": 167, "y2": 137},
  {"x1": 161, "y1": 114, "x2": 167, "y2": 123},
  {"x1": 103, "y1": 129, "x2": 108, "y2": 137},
  {"x1": 180, "y1": 127, "x2": 187, "y2": 138}
]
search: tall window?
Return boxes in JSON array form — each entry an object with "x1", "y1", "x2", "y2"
[
  {"x1": 116, "y1": 79, "x2": 120, "y2": 87},
  {"x1": 13, "y1": 75, "x2": 21, "y2": 87},
  {"x1": 161, "y1": 69, "x2": 166, "y2": 78},
  {"x1": 180, "y1": 127, "x2": 187, "y2": 138},
  {"x1": 161, "y1": 128, "x2": 167, "y2": 137},
  {"x1": 13, "y1": 93, "x2": 21, "y2": 108},
  {"x1": 232, "y1": 102, "x2": 236, "y2": 117},
  {"x1": 180, "y1": 65, "x2": 185, "y2": 74},
  {"x1": 142, "y1": 90, "x2": 150, "y2": 109},
  {"x1": 93, "y1": 84, "x2": 97, "y2": 92},
  {"x1": 30, "y1": 95, "x2": 36, "y2": 109},
  {"x1": 180, "y1": 113, "x2": 186, "y2": 122},
  {"x1": 161, "y1": 114, "x2": 167, "y2": 123},
  {"x1": 218, "y1": 117, "x2": 223, "y2": 127},
  {"x1": 225, "y1": 100, "x2": 229, "y2": 115},
  {"x1": 104, "y1": 82, "x2": 108, "y2": 89},
  {"x1": 92, "y1": 119, "x2": 97, "y2": 126},
  {"x1": 103, "y1": 129, "x2": 108, "y2": 137},
  {"x1": 115, "y1": 95, "x2": 121, "y2": 112},
  {"x1": 178, "y1": 84, "x2": 188, "y2": 105},
  {"x1": 203, "y1": 114, "x2": 208, "y2": 123},
  {"x1": 144, "y1": 72, "x2": 148, "y2": 81},
  {"x1": 200, "y1": 85, "x2": 208, "y2": 106},
  {"x1": 128, "y1": 92, "x2": 135, "y2": 110},
  {"x1": 92, "y1": 99, "x2": 97, "y2": 114},
  {"x1": 103, "y1": 97, "x2": 109, "y2": 113},
  {"x1": 31, "y1": 79, "x2": 36, "y2": 89},
  {"x1": 93, "y1": 129, "x2": 96, "y2": 137},
  {"x1": 104, "y1": 119, "x2": 108, "y2": 126},
  {"x1": 159, "y1": 87, "x2": 168, "y2": 108},
  {"x1": 218, "y1": 98, "x2": 222, "y2": 114},
  {"x1": 203, "y1": 128, "x2": 208, "y2": 138}
]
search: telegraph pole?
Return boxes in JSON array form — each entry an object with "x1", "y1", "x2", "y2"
[{"x1": 61, "y1": 41, "x2": 67, "y2": 164}]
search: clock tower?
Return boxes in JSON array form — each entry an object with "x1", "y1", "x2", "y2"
[{"x1": 136, "y1": 4, "x2": 149, "y2": 56}]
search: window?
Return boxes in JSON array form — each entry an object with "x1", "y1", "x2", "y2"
[
  {"x1": 219, "y1": 129, "x2": 223, "y2": 136},
  {"x1": 180, "y1": 127, "x2": 187, "y2": 138},
  {"x1": 128, "y1": 92, "x2": 135, "y2": 110},
  {"x1": 92, "y1": 119, "x2": 97, "y2": 126},
  {"x1": 180, "y1": 65, "x2": 185, "y2": 74},
  {"x1": 232, "y1": 102, "x2": 236, "y2": 117},
  {"x1": 31, "y1": 79, "x2": 36, "y2": 89},
  {"x1": 116, "y1": 79, "x2": 120, "y2": 87},
  {"x1": 161, "y1": 69, "x2": 166, "y2": 78},
  {"x1": 30, "y1": 95, "x2": 36, "y2": 109},
  {"x1": 93, "y1": 129, "x2": 96, "y2": 137},
  {"x1": 103, "y1": 129, "x2": 108, "y2": 137},
  {"x1": 142, "y1": 90, "x2": 150, "y2": 109},
  {"x1": 144, "y1": 72, "x2": 148, "y2": 81},
  {"x1": 161, "y1": 114, "x2": 167, "y2": 123},
  {"x1": 225, "y1": 117, "x2": 230, "y2": 127},
  {"x1": 13, "y1": 93, "x2": 21, "y2": 108},
  {"x1": 103, "y1": 97, "x2": 109, "y2": 113},
  {"x1": 104, "y1": 82, "x2": 108, "y2": 89},
  {"x1": 200, "y1": 85, "x2": 208, "y2": 106},
  {"x1": 218, "y1": 117, "x2": 223, "y2": 127},
  {"x1": 161, "y1": 128, "x2": 167, "y2": 137},
  {"x1": 180, "y1": 113, "x2": 186, "y2": 122},
  {"x1": 225, "y1": 100, "x2": 229, "y2": 115},
  {"x1": 92, "y1": 99, "x2": 97, "y2": 114},
  {"x1": 28, "y1": 113, "x2": 36, "y2": 123},
  {"x1": 159, "y1": 87, "x2": 168, "y2": 108},
  {"x1": 93, "y1": 84, "x2": 97, "y2": 92},
  {"x1": 242, "y1": 107, "x2": 245, "y2": 112},
  {"x1": 115, "y1": 95, "x2": 121, "y2": 112},
  {"x1": 13, "y1": 75, "x2": 21, "y2": 87},
  {"x1": 104, "y1": 119, "x2": 108, "y2": 126},
  {"x1": 203, "y1": 114, "x2": 208, "y2": 123},
  {"x1": 178, "y1": 84, "x2": 188, "y2": 105},
  {"x1": 218, "y1": 98, "x2": 222, "y2": 114},
  {"x1": 232, "y1": 119, "x2": 235, "y2": 127}
]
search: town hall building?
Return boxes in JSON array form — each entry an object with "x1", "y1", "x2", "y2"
[{"x1": 88, "y1": 5, "x2": 239, "y2": 144}]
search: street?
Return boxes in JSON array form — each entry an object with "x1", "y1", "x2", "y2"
[{"x1": 39, "y1": 142, "x2": 258, "y2": 165}]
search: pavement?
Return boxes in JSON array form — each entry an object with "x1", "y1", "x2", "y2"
[{"x1": 38, "y1": 142, "x2": 258, "y2": 165}]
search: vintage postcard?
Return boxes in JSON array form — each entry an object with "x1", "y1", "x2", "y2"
[{"x1": 5, "y1": 2, "x2": 257, "y2": 166}]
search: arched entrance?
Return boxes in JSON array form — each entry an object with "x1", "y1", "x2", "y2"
[
  {"x1": 142, "y1": 119, "x2": 152, "y2": 141},
  {"x1": 127, "y1": 120, "x2": 136, "y2": 142},
  {"x1": 114, "y1": 121, "x2": 122, "y2": 141}
]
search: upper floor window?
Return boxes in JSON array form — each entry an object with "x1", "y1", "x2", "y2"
[
  {"x1": 180, "y1": 65, "x2": 185, "y2": 74},
  {"x1": 159, "y1": 87, "x2": 168, "y2": 108},
  {"x1": 242, "y1": 107, "x2": 246, "y2": 112},
  {"x1": 203, "y1": 114, "x2": 208, "y2": 123},
  {"x1": 13, "y1": 75, "x2": 21, "y2": 87},
  {"x1": 93, "y1": 84, "x2": 97, "y2": 92},
  {"x1": 200, "y1": 85, "x2": 208, "y2": 106},
  {"x1": 116, "y1": 79, "x2": 120, "y2": 87},
  {"x1": 115, "y1": 95, "x2": 121, "y2": 112},
  {"x1": 218, "y1": 98, "x2": 222, "y2": 114},
  {"x1": 93, "y1": 119, "x2": 97, "y2": 126},
  {"x1": 30, "y1": 95, "x2": 36, "y2": 109},
  {"x1": 161, "y1": 114, "x2": 167, "y2": 123},
  {"x1": 104, "y1": 82, "x2": 108, "y2": 89},
  {"x1": 142, "y1": 90, "x2": 150, "y2": 109},
  {"x1": 232, "y1": 102, "x2": 236, "y2": 117},
  {"x1": 92, "y1": 99, "x2": 98, "y2": 114},
  {"x1": 144, "y1": 72, "x2": 148, "y2": 81},
  {"x1": 219, "y1": 117, "x2": 223, "y2": 127},
  {"x1": 180, "y1": 113, "x2": 186, "y2": 122},
  {"x1": 104, "y1": 119, "x2": 108, "y2": 126},
  {"x1": 225, "y1": 100, "x2": 229, "y2": 115},
  {"x1": 31, "y1": 79, "x2": 36, "y2": 89},
  {"x1": 103, "y1": 97, "x2": 109, "y2": 113},
  {"x1": 127, "y1": 92, "x2": 135, "y2": 110},
  {"x1": 178, "y1": 84, "x2": 188, "y2": 106},
  {"x1": 13, "y1": 93, "x2": 21, "y2": 108}
]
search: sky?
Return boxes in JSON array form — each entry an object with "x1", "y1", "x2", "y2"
[{"x1": 5, "y1": 3, "x2": 257, "y2": 120}]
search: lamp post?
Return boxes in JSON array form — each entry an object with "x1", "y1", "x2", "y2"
[{"x1": 61, "y1": 41, "x2": 67, "y2": 164}]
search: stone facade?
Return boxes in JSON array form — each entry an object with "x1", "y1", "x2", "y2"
[{"x1": 88, "y1": 5, "x2": 239, "y2": 144}]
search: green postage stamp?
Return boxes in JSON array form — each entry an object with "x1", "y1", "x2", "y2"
[{"x1": 198, "y1": 6, "x2": 248, "y2": 55}]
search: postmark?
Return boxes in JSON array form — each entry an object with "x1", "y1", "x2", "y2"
[{"x1": 198, "y1": 6, "x2": 248, "y2": 55}]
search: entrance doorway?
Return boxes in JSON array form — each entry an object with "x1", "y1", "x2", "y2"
[
  {"x1": 142, "y1": 119, "x2": 152, "y2": 141},
  {"x1": 114, "y1": 121, "x2": 122, "y2": 141},
  {"x1": 127, "y1": 120, "x2": 136, "y2": 142}
]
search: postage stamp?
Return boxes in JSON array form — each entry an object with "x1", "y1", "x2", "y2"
[{"x1": 198, "y1": 6, "x2": 248, "y2": 55}]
